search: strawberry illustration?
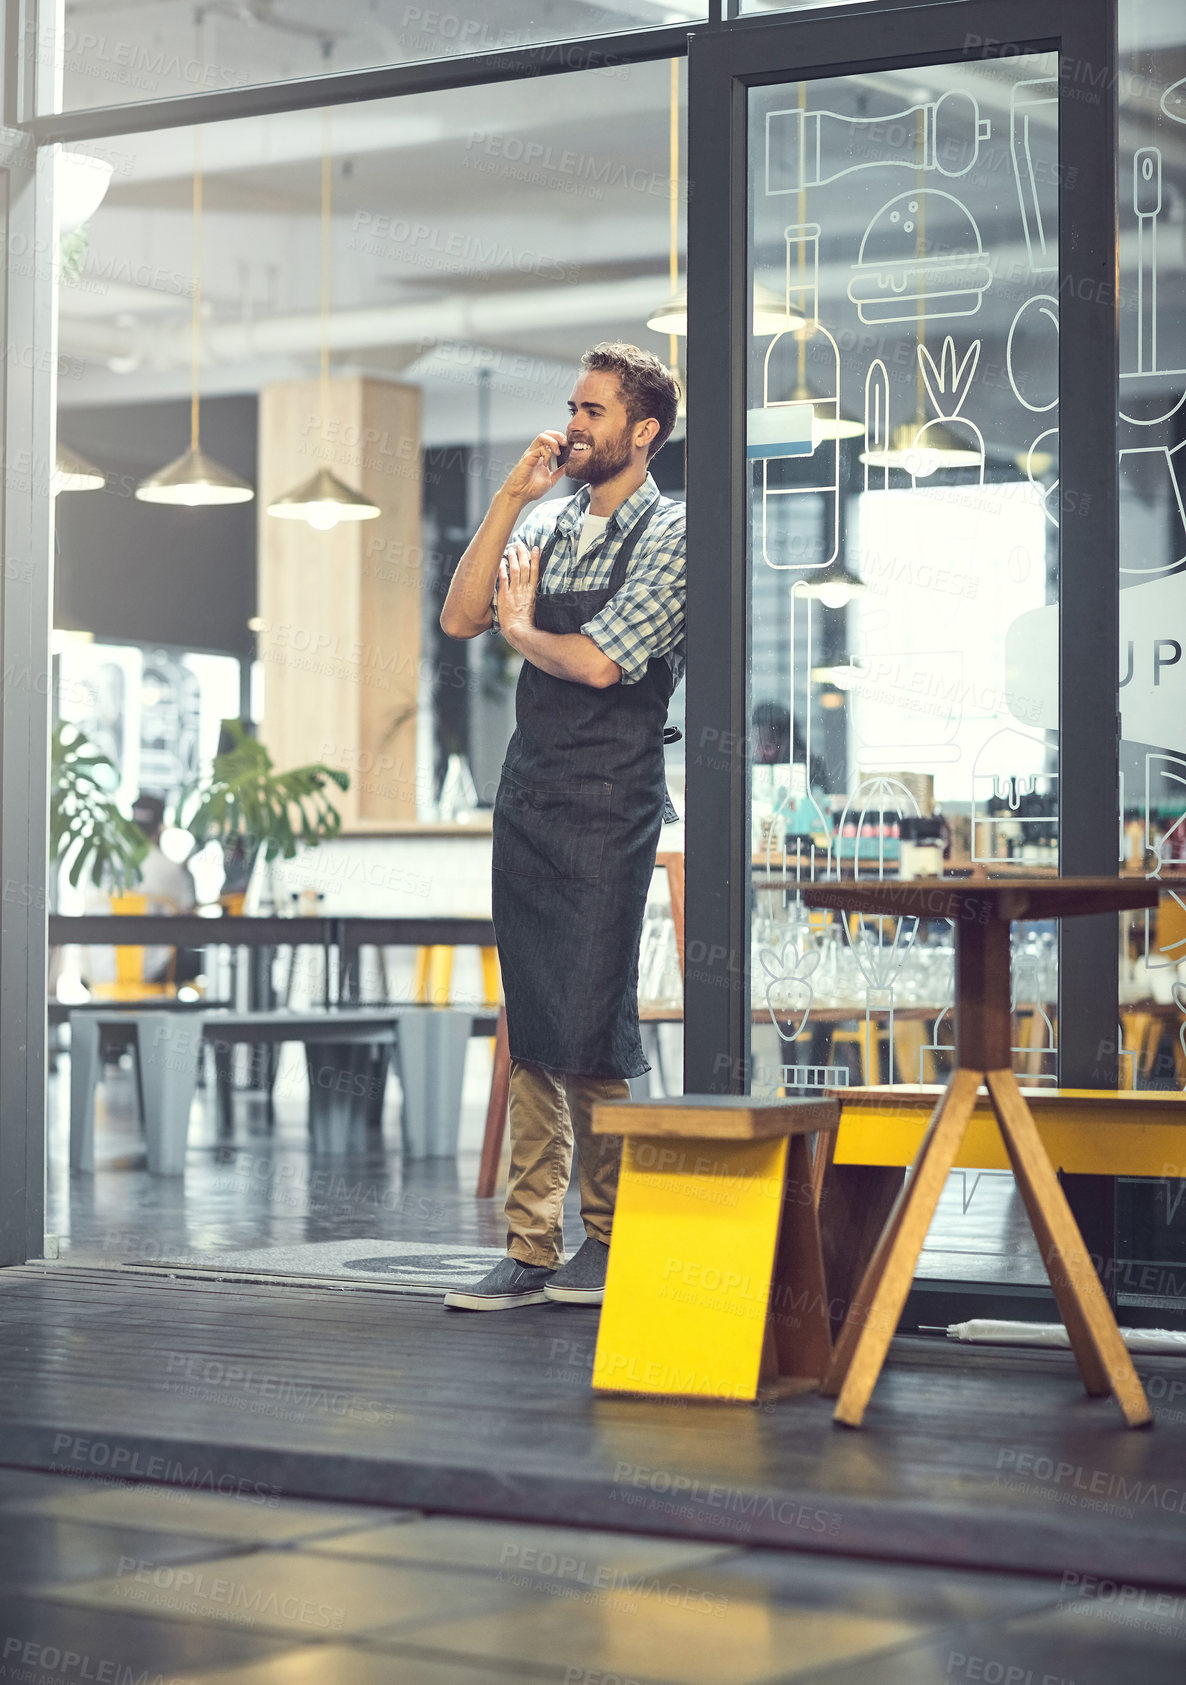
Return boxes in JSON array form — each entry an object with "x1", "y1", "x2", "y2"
[{"x1": 759, "y1": 938, "x2": 821, "y2": 1044}]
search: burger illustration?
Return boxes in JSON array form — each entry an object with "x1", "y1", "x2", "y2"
[{"x1": 848, "y1": 189, "x2": 992, "y2": 324}]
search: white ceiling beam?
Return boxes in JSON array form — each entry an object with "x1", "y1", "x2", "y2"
[{"x1": 58, "y1": 272, "x2": 671, "y2": 366}]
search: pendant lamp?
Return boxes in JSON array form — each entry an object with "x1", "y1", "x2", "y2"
[
  {"x1": 861, "y1": 419, "x2": 983, "y2": 479},
  {"x1": 645, "y1": 66, "x2": 803, "y2": 353},
  {"x1": 53, "y1": 442, "x2": 105, "y2": 494},
  {"x1": 136, "y1": 136, "x2": 253, "y2": 507},
  {"x1": 795, "y1": 558, "x2": 867, "y2": 608},
  {"x1": 647, "y1": 279, "x2": 802, "y2": 341},
  {"x1": 770, "y1": 78, "x2": 861, "y2": 450},
  {"x1": 787, "y1": 380, "x2": 865, "y2": 446},
  {"x1": 56, "y1": 151, "x2": 115, "y2": 236},
  {"x1": 269, "y1": 116, "x2": 379, "y2": 530}
]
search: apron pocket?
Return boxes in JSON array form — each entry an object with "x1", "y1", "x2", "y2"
[{"x1": 493, "y1": 771, "x2": 612, "y2": 880}]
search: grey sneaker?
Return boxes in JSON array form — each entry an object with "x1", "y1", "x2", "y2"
[
  {"x1": 543, "y1": 1237, "x2": 609, "y2": 1305},
  {"x1": 443, "y1": 1255, "x2": 554, "y2": 1311}
]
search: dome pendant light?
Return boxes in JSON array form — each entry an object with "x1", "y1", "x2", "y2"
[
  {"x1": 53, "y1": 442, "x2": 105, "y2": 494},
  {"x1": 646, "y1": 64, "x2": 803, "y2": 351},
  {"x1": 647, "y1": 279, "x2": 805, "y2": 341},
  {"x1": 269, "y1": 116, "x2": 379, "y2": 531},
  {"x1": 796, "y1": 558, "x2": 867, "y2": 608},
  {"x1": 137, "y1": 134, "x2": 253, "y2": 508},
  {"x1": 268, "y1": 464, "x2": 380, "y2": 529},
  {"x1": 861, "y1": 418, "x2": 983, "y2": 478}
]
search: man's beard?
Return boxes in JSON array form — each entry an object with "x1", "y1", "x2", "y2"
[{"x1": 565, "y1": 425, "x2": 634, "y2": 485}]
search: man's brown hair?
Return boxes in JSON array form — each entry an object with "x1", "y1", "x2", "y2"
[{"x1": 580, "y1": 342, "x2": 681, "y2": 460}]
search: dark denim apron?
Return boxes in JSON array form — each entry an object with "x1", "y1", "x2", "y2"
[{"x1": 492, "y1": 500, "x2": 676, "y2": 1078}]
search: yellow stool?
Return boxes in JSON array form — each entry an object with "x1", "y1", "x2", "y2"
[{"x1": 590, "y1": 1095, "x2": 839, "y2": 1403}]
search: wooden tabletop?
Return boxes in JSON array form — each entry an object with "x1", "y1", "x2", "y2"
[
  {"x1": 49, "y1": 914, "x2": 496, "y2": 948},
  {"x1": 801, "y1": 876, "x2": 1160, "y2": 922}
]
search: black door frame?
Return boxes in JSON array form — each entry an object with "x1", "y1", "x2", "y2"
[{"x1": 684, "y1": 0, "x2": 1120, "y2": 1097}]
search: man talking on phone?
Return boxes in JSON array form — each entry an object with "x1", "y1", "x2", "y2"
[{"x1": 439, "y1": 343, "x2": 685, "y2": 1310}]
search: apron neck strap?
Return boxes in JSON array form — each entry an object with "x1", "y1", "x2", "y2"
[
  {"x1": 536, "y1": 490, "x2": 659, "y2": 591},
  {"x1": 604, "y1": 496, "x2": 658, "y2": 595}
]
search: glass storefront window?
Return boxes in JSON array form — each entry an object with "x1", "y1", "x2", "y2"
[
  {"x1": 747, "y1": 56, "x2": 1060, "y2": 1101},
  {"x1": 39, "y1": 0, "x2": 706, "y2": 114}
]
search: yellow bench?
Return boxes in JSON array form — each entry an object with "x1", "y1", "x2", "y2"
[
  {"x1": 816, "y1": 1083, "x2": 1186, "y2": 1430},
  {"x1": 829, "y1": 1084, "x2": 1186, "y2": 1178}
]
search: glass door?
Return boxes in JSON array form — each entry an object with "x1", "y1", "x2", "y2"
[
  {"x1": 747, "y1": 55, "x2": 1061, "y2": 1105},
  {"x1": 685, "y1": 0, "x2": 1119, "y2": 1306}
]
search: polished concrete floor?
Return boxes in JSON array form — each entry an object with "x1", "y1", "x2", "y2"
[
  {"x1": 3, "y1": 1462, "x2": 1183, "y2": 1684},
  {"x1": 48, "y1": 1050, "x2": 1044, "y2": 1287},
  {"x1": 15, "y1": 1054, "x2": 1186, "y2": 1681}
]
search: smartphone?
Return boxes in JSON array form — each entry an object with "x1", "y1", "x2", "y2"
[{"x1": 555, "y1": 442, "x2": 570, "y2": 467}]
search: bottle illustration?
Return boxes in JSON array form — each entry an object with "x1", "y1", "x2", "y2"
[
  {"x1": 910, "y1": 336, "x2": 985, "y2": 486},
  {"x1": 757, "y1": 224, "x2": 841, "y2": 571}
]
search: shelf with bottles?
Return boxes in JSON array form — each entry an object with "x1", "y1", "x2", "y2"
[
  {"x1": 1126, "y1": 806, "x2": 1186, "y2": 874},
  {"x1": 751, "y1": 763, "x2": 832, "y2": 873},
  {"x1": 973, "y1": 787, "x2": 1059, "y2": 868}
]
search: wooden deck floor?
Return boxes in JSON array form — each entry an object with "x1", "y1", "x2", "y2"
[{"x1": 1, "y1": 1265, "x2": 1184, "y2": 1592}]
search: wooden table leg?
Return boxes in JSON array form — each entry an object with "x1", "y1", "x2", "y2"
[
  {"x1": 765, "y1": 1135, "x2": 833, "y2": 1382},
  {"x1": 821, "y1": 1072, "x2": 977, "y2": 1398},
  {"x1": 476, "y1": 1005, "x2": 511, "y2": 1199},
  {"x1": 986, "y1": 1069, "x2": 1152, "y2": 1428},
  {"x1": 830, "y1": 1067, "x2": 983, "y2": 1427}
]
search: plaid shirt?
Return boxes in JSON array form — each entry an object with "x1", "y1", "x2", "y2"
[{"x1": 490, "y1": 473, "x2": 686, "y2": 687}]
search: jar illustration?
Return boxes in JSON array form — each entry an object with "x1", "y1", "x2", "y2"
[{"x1": 756, "y1": 223, "x2": 841, "y2": 571}]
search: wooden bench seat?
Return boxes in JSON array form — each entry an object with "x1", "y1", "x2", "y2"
[{"x1": 829, "y1": 1084, "x2": 1186, "y2": 1177}]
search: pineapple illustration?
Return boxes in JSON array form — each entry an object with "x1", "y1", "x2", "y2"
[{"x1": 910, "y1": 336, "x2": 985, "y2": 485}]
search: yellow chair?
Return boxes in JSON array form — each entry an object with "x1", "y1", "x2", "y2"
[
  {"x1": 412, "y1": 944, "x2": 500, "y2": 1007},
  {"x1": 89, "y1": 893, "x2": 180, "y2": 1002},
  {"x1": 890, "y1": 1018, "x2": 937, "y2": 1087},
  {"x1": 1118, "y1": 1011, "x2": 1162, "y2": 1089},
  {"x1": 1153, "y1": 890, "x2": 1186, "y2": 969},
  {"x1": 830, "y1": 1020, "x2": 888, "y2": 1085}
]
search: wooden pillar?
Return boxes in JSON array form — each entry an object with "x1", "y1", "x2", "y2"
[{"x1": 256, "y1": 375, "x2": 422, "y2": 824}]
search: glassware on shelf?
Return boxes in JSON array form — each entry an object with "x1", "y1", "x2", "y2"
[{"x1": 640, "y1": 906, "x2": 682, "y2": 1010}]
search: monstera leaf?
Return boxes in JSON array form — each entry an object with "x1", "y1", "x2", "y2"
[
  {"x1": 50, "y1": 723, "x2": 149, "y2": 891},
  {"x1": 181, "y1": 719, "x2": 350, "y2": 862}
]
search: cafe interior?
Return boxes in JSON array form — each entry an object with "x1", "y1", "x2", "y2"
[{"x1": 5, "y1": 0, "x2": 1186, "y2": 1679}]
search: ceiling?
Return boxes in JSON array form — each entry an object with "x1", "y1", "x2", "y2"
[
  {"x1": 58, "y1": 55, "x2": 689, "y2": 445},
  {"x1": 54, "y1": 2, "x2": 1186, "y2": 459},
  {"x1": 56, "y1": 0, "x2": 705, "y2": 109}
]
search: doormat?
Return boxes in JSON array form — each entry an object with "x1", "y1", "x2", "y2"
[{"x1": 160, "y1": 1239, "x2": 506, "y2": 1297}]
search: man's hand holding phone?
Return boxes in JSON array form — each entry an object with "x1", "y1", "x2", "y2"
[{"x1": 501, "y1": 431, "x2": 570, "y2": 507}]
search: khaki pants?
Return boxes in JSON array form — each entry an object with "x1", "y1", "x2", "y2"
[{"x1": 504, "y1": 1060, "x2": 629, "y2": 1268}]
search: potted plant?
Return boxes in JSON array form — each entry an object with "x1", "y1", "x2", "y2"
[
  {"x1": 50, "y1": 722, "x2": 149, "y2": 892},
  {"x1": 180, "y1": 719, "x2": 350, "y2": 909}
]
